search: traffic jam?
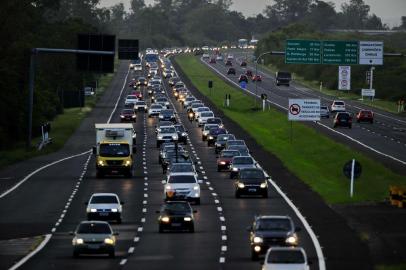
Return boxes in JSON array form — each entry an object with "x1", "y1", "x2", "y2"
[{"x1": 73, "y1": 50, "x2": 313, "y2": 269}]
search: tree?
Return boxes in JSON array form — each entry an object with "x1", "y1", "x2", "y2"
[
  {"x1": 305, "y1": 1, "x2": 337, "y2": 30},
  {"x1": 264, "y1": 0, "x2": 312, "y2": 25},
  {"x1": 340, "y1": 0, "x2": 370, "y2": 29}
]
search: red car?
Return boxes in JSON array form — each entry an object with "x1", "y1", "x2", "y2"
[
  {"x1": 356, "y1": 110, "x2": 374, "y2": 123},
  {"x1": 252, "y1": 75, "x2": 262, "y2": 82},
  {"x1": 120, "y1": 108, "x2": 136, "y2": 122},
  {"x1": 130, "y1": 90, "x2": 143, "y2": 99},
  {"x1": 245, "y1": 70, "x2": 253, "y2": 77},
  {"x1": 217, "y1": 150, "x2": 240, "y2": 171},
  {"x1": 128, "y1": 79, "x2": 136, "y2": 87},
  {"x1": 209, "y1": 58, "x2": 216, "y2": 64},
  {"x1": 240, "y1": 61, "x2": 247, "y2": 67},
  {"x1": 238, "y1": 75, "x2": 248, "y2": 83}
]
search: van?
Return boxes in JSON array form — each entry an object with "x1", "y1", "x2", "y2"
[{"x1": 275, "y1": 71, "x2": 292, "y2": 86}]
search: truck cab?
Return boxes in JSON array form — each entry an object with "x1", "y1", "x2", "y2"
[
  {"x1": 94, "y1": 124, "x2": 136, "y2": 178},
  {"x1": 275, "y1": 71, "x2": 292, "y2": 86}
]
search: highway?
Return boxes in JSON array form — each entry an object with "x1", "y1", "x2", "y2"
[
  {"x1": 200, "y1": 52, "x2": 406, "y2": 174},
  {"x1": 0, "y1": 58, "x2": 372, "y2": 270}
]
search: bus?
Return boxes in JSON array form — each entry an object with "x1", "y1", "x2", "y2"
[{"x1": 238, "y1": 39, "x2": 248, "y2": 49}]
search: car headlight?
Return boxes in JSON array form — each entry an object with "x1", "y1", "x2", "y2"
[
  {"x1": 120, "y1": 115, "x2": 125, "y2": 118},
  {"x1": 260, "y1": 182, "x2": 267, "y2": 188},
  {"x1": 253, "y1": 236, "x2": 263, "y2": 243},
  {"x1": 220, "y1": 161, "x2": 226, "y2": 165},
  {"x1": 132, "y1": 115, "x2": 136, "y2": 118},
  {"x1": 74, "y1": 238, "x2": 84, "y2": 245},
  {"x1": 158, "y1": 135, "x2": 163, "y2": 140},
  {"x1": 208, "y1": 136, "x2": 214, "y2": 140},
  {"x1": 104, "y1": 238, "x2": 115, "y2": 245},
  {"x1": 232, "y1": 167, "x2": 239, "y2": 172},
  {"x1": 286, "y1": 235, "x2": 298, "y2": 245},
  {"x1": 181, "y1": 132, "x2": 187, "y2": 137},
  {"x1": 90, "y1": 208, "x2": 97, "y2": 213},
  {"x1": 125, "y1": 160, "x2": 132, "y2": 166},
  {"x1": 193, "y1": 185, "x2": 199, "y2": 191},
  {"x1": 98, "y1": 160, "x2": 104, "y2": 166},
  {"x1": 237, "y1": 183, "x2": 245, "y2": 189},
  {"x1": 172, "y1": 135, "x2": 178, "y2": 140},
  {"x1": 254, "y1": 245, "x2": 261, "y2": 252},
  {"x1": 159, "y1": 115, "x2": 164, "y2": 119},
  {"x1": 188, "y1": 113, "x2": 194, "y2": 117},
  {"x1": 165, "y1": 185, "x2": 172, "y2": 190},
  {"x1": 161, "y1": 216, "x2": 170, "y2": 223},
  {"x1": 111, "y1": 208, "x2": 118, "y2": 212},
  {"x1": 184, "y1": 217, "x2": 192, "y2": 222}
]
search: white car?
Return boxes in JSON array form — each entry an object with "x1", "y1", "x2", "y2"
[
  {"x1": 86, "y1": 193, "x2": 123, "y2": 224},
  {"x1": 148, "y1": 104, "x2": 164, "y2": 117},
  {"x1": 184, "y1": 97, "x2": 196, "y2": 108},
  {"x1": 197, "y1": 111, "x2": 214, "y2": 126},
  {"x1": 157, "y1": 126, "x2": 178, "y2": 147},
  {"x1": 125, "y1": 95, "x2": 138, "y2": 106},
  {"x1": 202, "y1": 53, "x2": 210, "y2": 59},
  {"x1": 134, "y1": 63, "x2": 142, "y2": 71},
  {"x1": 216, "y1": 55, "x2": 223, "y2": 61},
  {"x1": 194, "y1": 107, "x2": 211, "y2": 120},
  {"x1": 134, "y1": 100, "x2": 148, "y2": 112},
  {"x1": 262, "y1": 247, "x2": 310, "y2": 270},
  {"x1": 164, "y1": 172, "x2": 201, "y2": 204},
  {"x1": 330, "y1": 100, "x2": 346, "y2": 112}
]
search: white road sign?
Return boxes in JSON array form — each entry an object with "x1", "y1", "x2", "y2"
[
  {"x1": 338, "y1": 66, "x2": 351, "y2": 90},
  {"x1": 288, "y1": 99, "x2": 321, "y2": 121},
  {"x1": 361, "y1": 89, "x2": 375, "y2": 97},
  {"x1": 359, "y1": 41, "x2": 383, "y2": 65}
]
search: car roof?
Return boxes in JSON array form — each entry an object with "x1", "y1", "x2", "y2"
[
  {"x1": 256, "y1": 215, "x2": 292, "y2": 220},
  {"x1": 169, "y1": 172, "x2": 197, "y2": 176},
  {"x1": 91, "y1": 193, "x2": 118, "y2": 197},
  {"x1": 79, "y1": 220, "x2": 110, "y2": 225}
]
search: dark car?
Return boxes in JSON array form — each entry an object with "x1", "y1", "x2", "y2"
[
  {"x1": 174, "y1": 124, "x2": 188, "y2": 144},
  {"x1": 207, "y1": 127, "x2": 227, "y2": 147},
  {"x1": 206, "y1": 117, "x2": 224, "y2": 128},
  {"x1": 217, "y1": 149, "x2": 240, "y2": 171},
  {"x1": 275, "y1": 71, "x2": 291, "y2": 86},
  {"x1": 169, "y1": 77, "x2": 181, "y2": 87},
  {"x1": 215, "y1": 134, "x2": 236, "y2": 154},
  {"x1": 159, "y1": 142, "x2": 182, "y2": 164},
  {"x1": 239, "y1": 75, "x2": 248, "y2": 83},
  {"x1": 162, "y1": 151, "x2": 191, "y2": 173},
  {"x1": 246, "y1": 70, "x2": 253, "y2": 77},
  {"x1": 120, "y1": 109, "x2": 136, "y2": 122},
  {"x1": 248, "y1": 215, "x2": 300, "y2": 260},
  {"x1": 225, "y1": 60, "x2": 233, "y2": 66},
  {"x1": 159, "y1": 109, "x2": 176, "y2": 123},
  {"x1": 240, "y1": 61, "x2": 247, "y2": 67},
  {"x1": 356, "y1": 110, "x2": 374, "y2": 123},
  {"x1": 228, "y1": 145, "x2": 250, "y2": 156},
  {"x1": 333, "y1": 112, "x2": 352, "y2": 128},
  {"x1": 234, "y1": 168, "x2": 268, "y2": 198},
  {"x1": 136, "y1": 76, "x2": 147, "y2": 87},
  {"x1": 157, "y1": 201, "x2": 196, "y2": 233},
  {"x1": 227, "y1": 67, "x2": 236, "y2": 75}
]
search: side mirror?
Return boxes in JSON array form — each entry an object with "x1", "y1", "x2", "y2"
[
  {"x1": 120, "y1": 201, "x2": 125, "y2": 205},
  {"x1": 92, "y1": 147, "x2": 96, "y2": 155},
  {"x1": 155, "y1": 210, "x2": 160, "y2": 214},
  {"x1": 193, "y1": 210, "x2": 198, "y2": 213},
  {"x1": 113, "y1": 232, "x2": 119, "y2": 236},
  {"x1": 295, "y1": 227, "x2": 302, "y2": 232},
  {"x1": 198, "y1": 180, "x2": 203, "y2": 184},
  {"x1": 69, "y1": 231, "x2": 74, "y2": 236}
]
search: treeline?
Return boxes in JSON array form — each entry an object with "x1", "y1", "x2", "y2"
[{"x1": 255, "y1": 24, "x2": 406, "y2": 101}]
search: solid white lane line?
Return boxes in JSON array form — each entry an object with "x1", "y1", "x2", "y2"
[
  {"x1": 119, "y1": 259, "x2": 127, "y2": 265},
  {"x1": 128, "y1": 247, "x2": 135, "y2": 254}
]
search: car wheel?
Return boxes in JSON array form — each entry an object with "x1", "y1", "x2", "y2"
[
  {"x1": 235, "y1": 191, "x2": 240, "y2": 198},
  {"x1": 349, "y1": 125, "x2": 352, "y2": 129},
  {"x1": 370, "y1": 120, "x2": 373, "y2": 124},
  {"x1": 195, "y1": 198, "x2": 200, "y2": 205},
  {"x1": 202, "y1": 136, "x2": 205, "y2": 141},
  {"x1": 189, "y1": 225, "x2": 195, "y2": 233},
  {"x1": 357, "y1": 120, "x2": 360, "y2": 123},
  {"x1": 217, "y1": 167, "x2": 221, "y2": 172},
  {"x1": 125, "y1": 170, "x2": 133, "y2": 178},
  {"x1": 73, "y1": 251, "x2": 80, "y2": 258},
  {"x1": 159, "y1": 225, "x2": 164, "y2": 233},
  {"x1": 156, "y1": 143, "x2": 160, "y2": 148},
  {"x1": 251, "y1": 250, "x2": 259, "y2": 261},
  {"x1": 263, "y1": 192, "x2": 268, "y2": 198},
  {"x1": 96, "y1": 171, "x2": 104, "y2": 178},
  {"x1": 109, "y1": 251, "x2": 115, "y2": 258},
  {"x1": 117, "y1": 217, "x2": 122, "y2": 224}
]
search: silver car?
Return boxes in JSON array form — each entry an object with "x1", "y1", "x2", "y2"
[
  {"x1": 320, "y1": 105, "x2": 330, "y2": 118},
  {"x1": 71, "y1": 221, "x2": 118, "y2": 258},
  {"x1": 86, "y1": 193, "x2": 123, "y2": 224},
  {"x1": 262, "y1": 247, "x2": 309, "y2": 270},
  {"x1": 230, "y1": 156, "x2": 257, "y2": 178}
]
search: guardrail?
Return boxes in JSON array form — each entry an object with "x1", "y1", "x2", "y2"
[{"x1": 389, "y1": 186, "x2": 406, "y2": 208}]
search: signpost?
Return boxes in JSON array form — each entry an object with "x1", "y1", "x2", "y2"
[
  {"x1": 288, "y1": 99, "x2": 321, "y2": 121},
  {"x1": 323, "y1": 41, "x2": 358, "y2": 65},
  {"x1": 359, "y1": 41, "x2": 384, "y2": 65},
  {"x1": 338, "y1": 66, "x2": 351, "y2": 91},
  {"x1": 343, "y1": 159, "x2": 362, "y2": 197},
  {"x1": 285, "y1": 40, "x2": 321, "y2": 64},
  {"x1": 361, "y1": 89, "x2": 375, "y2": 101}
]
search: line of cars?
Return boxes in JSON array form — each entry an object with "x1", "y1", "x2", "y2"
[
  {"x1": 322, "y1": 100, "x2": 374, "y2": 129},
  {"x1": 165, "y1": 60, "x2": 312, "y2": 269}
]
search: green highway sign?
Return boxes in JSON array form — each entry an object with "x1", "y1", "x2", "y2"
[
  {"x1": 323, "y1": 40, "x2": 358, "y2": 64},
  {"x1": 285, "y1": 40, "x2": 321, "y2": 64},
  {"x1": 285, "y1": 40, "x2": 360, "y2": 65}
]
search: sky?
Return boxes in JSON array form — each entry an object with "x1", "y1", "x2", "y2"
[{"x1": 99, "y1": 0, "x2": 406, "y2": 27}]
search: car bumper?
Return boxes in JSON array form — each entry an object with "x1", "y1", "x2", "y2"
[
  {"x1": 73, "y1": 244, "x2": 114, "y2": 255},
  {"x1": 87, "y1": 212, "x2": 121, "y2": 221},
  {"x1": 236, "y1": 186, "x2": 267, "y2": 196}
]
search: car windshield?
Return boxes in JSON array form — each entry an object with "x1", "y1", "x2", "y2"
[
  {"x1": 277, "y1": 72, "x2": 291, "y2": 78},
  {"x1": 201, "y1": 112, "x2": 214, "y2": 117},
  {"x1": 233, "y1": 157, "x2": 253, "y2": 164},
  {"x1": 126, "y1": 95, "x2": 137, "y2": 100},
  {"x1": 151, "y1": 105, "x2": 162, "y2": 109},
  {"x1": 168, "y1": 175, "x2": 196, "y2": 184},
  {"x1": 90, "y1": 195, "x2": 118, "y2": 204},
  {"x1": 207, "y1": 118, "x2": 222, "y2": 124},
  {"x1": 267, "y1": 250, "x2": 305, "y2": 264},
  {"x1": 256, "y1": 218, "x2": 292, "y2": 231},
  {"x1": 205, "y1": 124, "x2": 218, "y2": 131},
  {"x1": 337, "y1": 113, "x2": 350, "y2": 119},
  {"x1": 157, "y1": 98, "x2": 167, "y2": 102},
  {"x1": 228, "y1": 140, "x2": 245, "y2": 146},
  {"x1": 99, "y1": 144, "x2": 130, "y2": 157},
  {"x1": 221, "y1": 150, "x2": 239, "y2": 157},
  {"x1": 122, "y1": 109, "x2": 133, "y2": 114},
  {"x1": 192, "y1": 104, "x2": 203, "y2": 108},
  {"x1": 160, "y1": 127, "x2": 176, "y2": 133},
  {"x1": 334, "y1": 101, "x2": 345, "y2": 106},
  {"x1": 218, "y1": 134, "x2": 235, "y2": 141},
  {"x1": 136, "y1": 101, "x2": 146, "y2": 105},
  {"x1": 175, "y1": 125, "x2": 185, "y2": 132},
  {"x1": 161, "y1": 110, "x2": 174, "y2": 115},
  {"x1": 197, "y1": 107, "x2": 209, "y2": 112},
  {"x1": 163, "y1": 203, "x2": 191, "y2": 214},
  {"x1": 170, "y1": 164, "x2": 194, "y2": 173},
  {"x1": 320, "y1": 106, "x2": 328, "y2": 110},
  {"x1": 159, "y1": 121, "x2": 173, "y2": 127},
  {"x1": 240, "y1": 169, "x2": 264, "y2": 179},
  {"x1": 77, "y1": 223, "x2": 112, "y2": 234}
]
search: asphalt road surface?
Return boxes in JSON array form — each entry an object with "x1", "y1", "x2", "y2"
[
  {"x1": 201, "y1": 52, "x2": 406, "y2": 174},
  {"x1": 0, "y1": 58, "x2": 372, "y2": 270}
]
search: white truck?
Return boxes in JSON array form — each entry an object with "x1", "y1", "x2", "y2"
[{"x1": 93, "y1": 123, "x2": 136, "y2": 178}]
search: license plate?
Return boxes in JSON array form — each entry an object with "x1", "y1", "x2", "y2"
[
  {"x1": 249, "y1": 188, "x2": 257, "y2": 192},
  {"x1": 99, "y1": 213, "x2": 109, "y2": 216},
  {"x1": 88, "y1": 244, "x2": 99, "y2": 249},
  {"x1": 171, "y1": 223, "x2": 181, "y2": 227}
]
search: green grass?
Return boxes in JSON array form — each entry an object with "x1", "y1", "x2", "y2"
[
  {"x1": 257, "y1": 63, "x2": 403, "y2": 114},
  {"x1": 376, "y1": 264, "x2": 406, "y2": 270},
  {"x1": 175, "y1": 55, "x2": 405, "y2": 204},
  {"x1": 0, "y1": 73, "x2": 114, "y2": 169}
]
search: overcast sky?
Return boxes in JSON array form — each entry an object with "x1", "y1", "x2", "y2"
[{"x1": 99, "y1": 0, "x2": 406, "y2": 26}]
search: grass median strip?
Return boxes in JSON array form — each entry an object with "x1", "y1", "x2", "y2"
[{"x1": 175, "y1": 55, "x2": 404, "y2": 204}]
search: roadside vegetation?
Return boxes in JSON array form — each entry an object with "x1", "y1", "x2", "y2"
[{"x1": 175, "y1": 55, "x2": 405, "y2": 204}]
